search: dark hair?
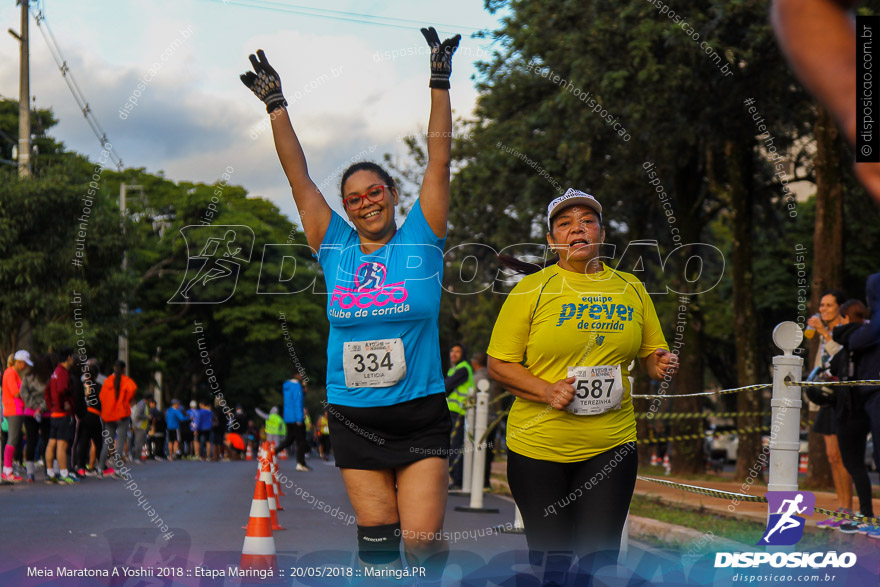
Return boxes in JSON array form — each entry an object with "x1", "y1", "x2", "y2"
[
  {"x1": 472, "y1": 352, "x2": 488, "y2": 368},
  {"x1": 820, "y1": 289, "x2": 847, "y2": 308},
  {"x1": 340, "y1": 162, "x2": 396, "y2": 198},
  {"x1": 57, "y1": 346, "x2": 74, "y2": 363},
  {"x1": 32, "y1": 353, "x2": 55, "y2": 383},
  {"x1": 840, "y1": 299, "x2": 868, "y2": 323},
  {"x1": 113, "y1": 360, "x2": 126, "y2": 400}
]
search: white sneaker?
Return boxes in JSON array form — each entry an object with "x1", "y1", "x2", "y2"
[{"x1": 296, "y1": 464, "x2": 312, "y2": 472}]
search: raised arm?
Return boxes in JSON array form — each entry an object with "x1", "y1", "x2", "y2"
[
  {"x1": 418, "y1": 28, "x2": 460, "y2": 238},
  {"x1": 241, "y1": 50, "x2": 332, "y2": 251}
]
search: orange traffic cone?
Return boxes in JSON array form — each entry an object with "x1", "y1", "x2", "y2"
[
  {"x1": 650, "y1": 453, "x2": 658, "y2": 466},
  {"x1": 269, "y1": 445, "x2": 285, "y2": 497},
  {"x1": 240, "y1": 480, "x2": 277, "y2": 574},
  {"x1": 260, "y1": 459, "x2": 285, "y2": 531},
  {"x1": 798, "y1": 454, "x2": 808, "y2": 474}
]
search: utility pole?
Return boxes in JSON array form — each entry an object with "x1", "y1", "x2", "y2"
[
  {"x1": 118, "y1": 183, "x2": 142, "y2": 368},
  {"x1": 11, "y1": 0, "x2": 30, "y2": 177}
]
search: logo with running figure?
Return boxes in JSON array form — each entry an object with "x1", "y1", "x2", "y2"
[
  {"x1": 758, "y1": 491, "x2": 815, "y2": 546},
  {"x1": 169, "y1": 225, "x2": 255, "y2": 304},
  {"x1": 356, "y1": 261, "x2": 387, "y2": 290}
]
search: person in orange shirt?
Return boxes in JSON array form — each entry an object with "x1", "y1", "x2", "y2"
[
  {"x1": 2, "y1": 350, "x2": 32, "y2": 482},
  {"x1": 98, "y1": 361, "x2": 137, "y2": 476}
]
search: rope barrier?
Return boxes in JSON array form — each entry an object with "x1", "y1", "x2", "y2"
[
  {"x1": 638, "y1": 426, "x2": 769, "y2": 446},
  {"x1": 637, "y1": 475, "x2": 880, "y2": 526},
  {"x1": 635, "y1": 411, "x2": 770, "y2": 420},
  {"x1": 787, "y1": 379, "x2": 880, "y2": 387},
  {"x1": 632, "y1": 383, "x2": 772, "y2": 399}
]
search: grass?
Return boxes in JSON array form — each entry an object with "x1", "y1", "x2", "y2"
[{"x1": 630, "y1": 494, "x2": 859, "y2": 552}]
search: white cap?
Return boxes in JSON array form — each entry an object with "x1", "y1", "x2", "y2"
[
  {"x1": 13, "y1": 350, "x2": 33, "y2": 366},
  {"x1": 547, "y1": 188, "x2": 603, "y2": 229}
]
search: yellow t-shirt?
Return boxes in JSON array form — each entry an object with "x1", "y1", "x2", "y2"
[{"x1": 487, "y1": 262, "x2": 668, "y2": 462}]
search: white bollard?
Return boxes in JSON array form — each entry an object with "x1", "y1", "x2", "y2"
[
  {"x1": 462, "y1": 389, "x2": 475, "y2": 494},
  {"x1": 769, "y1": 322, "x2": 804, "y2": 493},
  {"x1": 455, "y1": 380, "x2": 499, "y2": 513}
]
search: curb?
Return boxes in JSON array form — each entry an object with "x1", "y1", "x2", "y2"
[{"x1": 628, "y1": 515, "x2": 749, "y2": 551}]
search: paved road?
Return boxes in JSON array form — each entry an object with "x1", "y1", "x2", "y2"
[{"x1": 0, "y1": 456, "x2": 533, "y2": 585}]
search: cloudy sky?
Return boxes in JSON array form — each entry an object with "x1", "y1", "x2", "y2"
[{"x1": 0, "y1": 0, "x2": 503, "y2": 224}]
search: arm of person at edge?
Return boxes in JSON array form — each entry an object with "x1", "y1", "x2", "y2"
[
  {"x1": 771, "y1": 0, "x2": 880, "y2": 205},
  {"x1": 444, "y1": 365, "x2": 469, "y2": 394},
  {"x1": 417, "y1": 27, "x2": 458, "y2": 238},
  {"x1": 240, "y1": 50, "x2": 332, "y2": 252},
  {"x1": 488, "y1": 351, "x2": 677, "y2": 411}
]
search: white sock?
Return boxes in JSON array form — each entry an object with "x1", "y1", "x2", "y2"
[
  {"x1": 26, "y1": 461, "x2": 34, "y2": 476},
  {"x1": 60, "y1": 469, "x2": 69, "y2": 478},
  {"x1": 2, "y1": 467, "x2": 11, "y2": 476},
  {"x1": 47, "y1": 470, "x2": 56, "y2": 478}
]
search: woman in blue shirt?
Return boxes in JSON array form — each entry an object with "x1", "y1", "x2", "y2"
[{"x1": 241, "y1": 27, "x2": 459, "y2": 575}]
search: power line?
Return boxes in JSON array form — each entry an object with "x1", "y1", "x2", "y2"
[
  {"x1": 29, "y1": 7, "x2": 124, "y2": 170},
  {"x1": 207, "y1": 0, "x2": 483, "y2": 34}
]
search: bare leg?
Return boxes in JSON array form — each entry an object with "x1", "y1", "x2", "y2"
[{"x1": 824, "y1": 434, "x2": 853, "y2": 510}]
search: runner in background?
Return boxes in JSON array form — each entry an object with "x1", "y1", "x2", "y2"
[
  {"x1": 255, "y1": 406, "x2": 286, "y2": 449},
  {"x1": 165, "y1": 399, "x2": 186, "y2": 459},
  {"x1": 19, "y1": 353, "x2": 51, "y2": 483},
  {"x1": 240, "y1": 26, "x2": 459, "y2": 577},
  {"x1": 316, "y1": 410, "x2": 331, "y2": 462},
  {"x1": 45, "y1": 348, "x2": 77, "y2": 484},
  {"x1": 2, "y1": 350, "x2": 32, "y2": 482},
  {"x1": 274, "y1": 373, "x2": 309, "y2": 471},
  {"x1": 197, "y1": 400, "x2": 214, "y2": 460}
]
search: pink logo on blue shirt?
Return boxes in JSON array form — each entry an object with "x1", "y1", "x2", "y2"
[{"x1": 331, "y1": 261, "x2": 408, "y2": 310}]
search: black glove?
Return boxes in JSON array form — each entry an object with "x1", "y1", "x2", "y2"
[
  {"x1": 420, "y1": 27, "x2": 461, "y2": 90},
  {"x1": 240, "y1": 49, "x2": 288, "y2": 114}
]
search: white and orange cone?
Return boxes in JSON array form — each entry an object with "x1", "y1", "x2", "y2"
[
  {"x1": 798, "y1": 454, "x2": 808, "y2": 474},
  {"x1": 269, "y1": 444, "x2": 286, "y2": 497},
  {"x1": 259, "y1": 458, "x2": 285, "y2": 531},
  {"x1": 240, "y1": 480, "x2": 277, "y2": 573}
]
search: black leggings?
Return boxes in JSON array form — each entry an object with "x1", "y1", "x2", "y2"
[
  {"x1": 507, "y1": 442, "x2": 638, "y2": 557},
  {"x1": 75, "y1": 413, "x2": 103, "y2": 470},
  {"x1": 837, "y1": 413, "x2": 874, "y2": 518},
  {"x1": 276, "y1": 422, "x2": 307, "y2": 466},
  {"x1": 23, "y1": 416, "x2": 39, "y2": 461}
]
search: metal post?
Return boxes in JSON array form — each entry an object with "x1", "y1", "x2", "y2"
[
  {"x1": 118, "y1": 184, "x2": 141, "y2": 367},
  {"x1": 768, "y1": 322, "x2": 804, "y2": 492},
  {"x1": 455, "y1": 379, "x2": 499, "y2": 513},
  {"x1": 17, "y1": 0, "x2": 30, "y2": 178}
]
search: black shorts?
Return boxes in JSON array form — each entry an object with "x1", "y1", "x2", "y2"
[
  {"x1": 167, "y1": 429, "x2": 180, "y2": 443},
  {"x1": 812, "y1": 405, "x2": 837, "y2": 435},
  {"x1": 49, "y1": 416, "x2": 75, "y2": 443},
  {"x1": 198, "y1": 430, "x2": 210, "y2": 445},
  {"x1": 328, "y1": 393, "x2": 451, "y2": 470}
]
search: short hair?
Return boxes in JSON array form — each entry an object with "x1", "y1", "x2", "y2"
[
  {"x1": 57, "y1": 346, "x2": 74, "y2": 362},
  {"x1": 840, "y1": 299, "x2": 868, "y2": 323},
  {"x1": 820, "y1": 289, "x2": 847, "y2": 308}
]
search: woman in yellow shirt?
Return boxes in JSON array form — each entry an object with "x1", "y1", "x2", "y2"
[{"x1": 487, "y1": 189, "x2": 678, "y2": 561}]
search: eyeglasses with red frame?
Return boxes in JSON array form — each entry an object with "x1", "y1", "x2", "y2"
[{"x1": 343, "y1": 185, "x2": 390, "y2": 211}]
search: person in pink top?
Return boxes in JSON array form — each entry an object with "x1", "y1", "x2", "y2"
[{"x1": 2, "y1": 350, "x2": 32, "y2": 482}]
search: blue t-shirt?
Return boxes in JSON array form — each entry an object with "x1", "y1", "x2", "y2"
[
  {"x1": 165, "y1": 407, "x2": 186, "y2": 430},
  {"x1": 282, "y1": 379, "x2": 304, "y2": 424},
  {"x1": 318, "y1": 200, "x2": 446, "y2": 407},
  {"x1": 197, "y1": 408, "x2": 213, "y2": 431}
]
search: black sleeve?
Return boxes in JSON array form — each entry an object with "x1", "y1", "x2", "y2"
[{"x1": 444, "y1": 365, "x2": 468, "y2": 394}]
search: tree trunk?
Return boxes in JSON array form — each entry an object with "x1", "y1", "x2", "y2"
[
  {"x1": 669, "y1": 154, "x2": 707, "y2": 475},
  {"x1": 727, "y1": 140, "x2": 763, "y2": 481},
  {"x1": 805, "y1": 106, "x2": 844, "y2": 489}
]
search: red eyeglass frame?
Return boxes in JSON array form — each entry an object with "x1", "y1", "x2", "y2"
[{"x1": 343, "y1": 185, "x2": 390, "y2": 211}]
